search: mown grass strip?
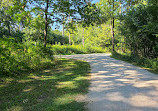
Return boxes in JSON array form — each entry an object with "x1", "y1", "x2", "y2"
[{"x1": 0, "y1": 58, "x2": 90, "y2": 111}]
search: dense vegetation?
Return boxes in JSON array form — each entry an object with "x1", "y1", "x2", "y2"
[
  {"x1": 51, "y1": 44, "x2": 108, "y2": 55},
  {"x1": 110, "y1": 0, "x2": 158, "y2": 73},
  {"x1": 118, "y1": 0, "x2": 158, "y2": 58},
  {"x1": 0, "y1": 38, "x2": 54, "y2": 76}
]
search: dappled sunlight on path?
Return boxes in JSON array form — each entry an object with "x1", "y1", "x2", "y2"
[{"x1": 56, "y1": 53, "x2": 158, "y2": 111}]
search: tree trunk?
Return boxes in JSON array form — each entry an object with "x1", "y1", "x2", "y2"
[
  {"x1": 123, "y1": 36, "x2": 126, "y2": 53},
  {"x1": 44, "y1": 0, "x2": 49, "y2": 47},
  {"x1": 127, "y1": 0, "x2": 131, "y2": 11},
  {"x1": 110, "y1": 17, "x2": 115, "y2": 52},
  {"x1": 62, "y1": 15, "x2": 65, "y2": 36},
  {"x1": 69, "y1": 32, "x2": 71, "y2": 45},
  {"x1": 119, "y1": 0, "x2": 122, "y2": 14},
  {"x1": 82, "y1": 28, "x2": 85, "y2": 47},
  {"x1": 62, "y1": 24, "x2": 64, "y2": 36},
  {"x1": 110, "y1": 0, "x2": 115, "y2": 52},
  {"x1": 7, "y1": 23, "x2": 10, "y2": 35}
]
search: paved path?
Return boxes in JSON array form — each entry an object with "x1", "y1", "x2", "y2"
[{"x1": 56, "y1": 53, "x2": 158, "y2": 111}]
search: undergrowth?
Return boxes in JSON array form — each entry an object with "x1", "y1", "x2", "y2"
[
  {"x1": 0, "y1": 38, "x2": 54, "y2": 77},
  {"x1": 51, "y1": 44, "x2": 109, "y2": 55}
]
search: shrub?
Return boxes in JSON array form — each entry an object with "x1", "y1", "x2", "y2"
[{"x1": 0, "y1": 38, "x2": 54, "y2": 76}]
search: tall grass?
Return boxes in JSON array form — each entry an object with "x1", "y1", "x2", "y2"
[{"x1": 51, "y1": 44, "x2": 109, "y2": 55}]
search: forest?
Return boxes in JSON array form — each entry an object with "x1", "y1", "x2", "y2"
[{"x1": 0, "y1": 0, "x2": 158, "y2": 110}]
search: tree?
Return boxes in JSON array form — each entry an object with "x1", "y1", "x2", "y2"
[
  {"x1": 78, "y1": 2, "x2": 101, "y2": 47},
  {"x1": 27, "y1": 0, "x2": 95, "y2": 47},
  {"x1": 98, "y1": 0, "x2": 119, "y2": 52},
  {"x1": 118, "y1": 0, "x2": 158, "y2": 57},
  {"x1": 65, "y1": 18, "x2": 77, "y2": 45},
  {"x1": 23, "y1": 15, "x2": 45, "y2": 43},
  {"x1": 0, "y1": 0, "x2": 30, "y2": 39}
]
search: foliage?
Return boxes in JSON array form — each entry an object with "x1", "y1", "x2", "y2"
[
  {"x1": 26, "y1": 0, "x2": 100, "y2": 46},
  {"x1": 69, "y1": 21, "x2": 121, "y2": 50},
  {"x1": 0, "y1": 38, "x2": 53, "y2": 77},
  {"x1": 78, "y1": 2, "x2": 101, "y2": 27},
  {"x1": 118, "y1": 2, "x2": 158, "y2": 58},
  {"x1": 47, "y1": 30, "x2": 69, "y2": 45},
  {"x1": 0, "y1": 58, "x2": 90, "y2": 111},
  {"x1": 51, "y1": 44, "x2": 109, "y2": 55}
]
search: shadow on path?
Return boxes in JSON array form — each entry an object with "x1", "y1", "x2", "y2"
[{"x1": 57, "y1": 53, "x2": 158, "y2": 111}]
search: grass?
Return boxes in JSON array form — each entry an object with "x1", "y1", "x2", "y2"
[
  {"x1": 111, "y1": 52, "x2": 158, "y2": 74},
  {"x1": 0, "y1": 58, "x2": 91, "y2": 111},
  {"x1": 51, "y1": 44, "x2": 109, "y2": 55}
]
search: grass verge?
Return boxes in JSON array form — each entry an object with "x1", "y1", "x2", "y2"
[
  {"x1": 111, "y1": 52, "x2": 158, "y2": 74},
  {"x1": 0, "y1": 58, "x2": 90, "y2": 111}
]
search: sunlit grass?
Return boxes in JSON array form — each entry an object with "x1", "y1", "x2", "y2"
[
  {"x1": 0, "y1": 58, "x2": 90, "y2": 111},
  {"x1": 51, "y1": 44, "x2": 109, "y2": 55}
]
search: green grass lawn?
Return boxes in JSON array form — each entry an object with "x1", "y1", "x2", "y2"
[{"x1": 0, "y1": 58, "x2": 90, "y2": 111}]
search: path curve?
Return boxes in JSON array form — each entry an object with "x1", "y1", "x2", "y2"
[{"x1": 56, "y1": 53, "x2": 158, "y2": 111}]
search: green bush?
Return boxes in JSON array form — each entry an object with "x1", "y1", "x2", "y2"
[
  {"x1": 0, "y1": 38, "x2": 54, "y2": 76},
  {"x1": 118, "y1": 3, "x2": 158, "y2": 58}
]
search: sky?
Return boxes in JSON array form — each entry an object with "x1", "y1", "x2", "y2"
[{"x1": 92, "y1": 0, "x2": 100, "y2": 3}]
